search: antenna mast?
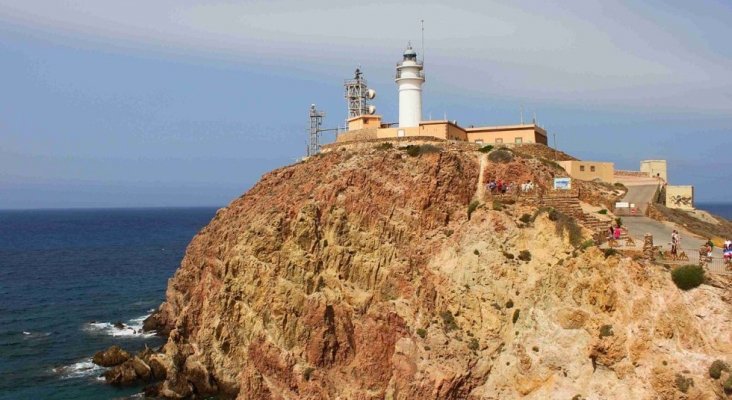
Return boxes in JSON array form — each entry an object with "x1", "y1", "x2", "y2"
[{"x1": 421, "y1": 19, "x2": 425, "y2": 64}]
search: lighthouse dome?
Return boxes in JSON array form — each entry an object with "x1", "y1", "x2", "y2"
[{"x1": 403, "y1": 45, "x2": 417, "y2": 61}]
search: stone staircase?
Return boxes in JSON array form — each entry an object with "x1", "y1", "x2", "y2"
[{"x1": 539, "y1": 190, "x2": 608, "y2": 237}]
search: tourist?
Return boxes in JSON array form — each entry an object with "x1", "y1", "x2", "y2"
[
  {"x1": 671, "y1": 230, "x2": 679, "y2": 256},
  {"x1": 613, "y1": 225, "x2": 621, "y2": 240},
  {"x1": 724, "y1": 238, "x2": 731, "y2": 251},
  {"x1": 607, "y1": 225, "x2": 614, "y2": 240}
]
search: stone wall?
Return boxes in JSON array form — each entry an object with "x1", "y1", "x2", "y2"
[
  {"x1": 666, "y1": 185, "x2": 694, "y2": 210},
  {"x1": 614, "y1": 170, "x2": 650, "y2": 178}
]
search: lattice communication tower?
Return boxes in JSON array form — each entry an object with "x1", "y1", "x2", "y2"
[
  {"x1": 308, "y1": 104, "x2": 325, "y2": 157},
  {"x1": 344, "y1": 68, "x2": 376, "y2": 119}
]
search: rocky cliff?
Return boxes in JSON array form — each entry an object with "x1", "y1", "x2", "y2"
[{"x1": 145, "y1": 141, "x2": 732, "y2": 399}]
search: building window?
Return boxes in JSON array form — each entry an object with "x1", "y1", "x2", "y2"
[
  {"x1": 496, "y1": 138, "x2": 503, "y2": 144},
  {"x1": 590, "y1": 166, "x2": 596, "y2": 172},
  {"x1": 580, "y1": 165, "x2": 585, "y2": 172},
  {"x1": 515, "y1": 137, "x2": 523, "y2": 144},
  {"x1": 475, "y1": 140, "x2": 483, "y2": 145}
]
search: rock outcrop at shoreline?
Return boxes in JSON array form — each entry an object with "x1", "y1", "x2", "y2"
[{"x1": 131, "y1": 141, "x2": 730, "y2": 399}]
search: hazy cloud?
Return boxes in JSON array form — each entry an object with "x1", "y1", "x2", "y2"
[{"x1": 1, "y1": 0, "x2": 731, "y2": 113}]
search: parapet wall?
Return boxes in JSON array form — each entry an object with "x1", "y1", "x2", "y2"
[
  {"x1": 614, "y1": 170, "x2": 650, "y2": 178},
  {"x1": 322, "y1": 136, "x2": 479, "y2": 153}
]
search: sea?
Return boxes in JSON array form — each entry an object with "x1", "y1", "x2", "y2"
[{"x1": 0, "y1": 207, "x2": 217, "y2": 400}]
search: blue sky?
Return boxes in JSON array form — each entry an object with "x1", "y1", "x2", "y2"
[{"x1": 1, "y1": 1, "x2": 730, "y2": 209}]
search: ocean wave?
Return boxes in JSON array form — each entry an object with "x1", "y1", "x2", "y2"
[
  {"x1": 84, "y1": 314, "x2": 156, "y2": 338},
  {"x1": 53, "y1": 360, "x2": 104, "y2": 380}
]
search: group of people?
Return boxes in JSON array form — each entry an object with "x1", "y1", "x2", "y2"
[
  {"x1": 724, "y1": 239, "x2": 732, "y2": 263},
  {"x1": 671, "y1": 230, "x2": 681, "y2": 256},
  {"x1": 607, "y1": 224, "x2": 623, "y2": 241},
  {"x1": 486, "y1": 179, "x2": 535, "y2": 195}
]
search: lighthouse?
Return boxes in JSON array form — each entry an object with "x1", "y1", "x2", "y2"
[{"x1": 395, "y1": 43, "x2": 425, "y2": 128}]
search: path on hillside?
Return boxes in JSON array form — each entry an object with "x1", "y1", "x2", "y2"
[
  {"x1": 616, "y1": 176, "x2": 660, "y2": 215},
  {"x1": 476, "y1": 154, "x2": 487, "y2": 201}
]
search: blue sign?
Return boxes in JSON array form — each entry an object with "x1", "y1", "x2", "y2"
[{"x1": 553, "y1": 177, "x2": 572, "y2": 190}]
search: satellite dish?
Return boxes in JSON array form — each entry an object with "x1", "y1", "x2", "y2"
[
  {"x1": 366, "y1": 89, "x2": 376, "y2": 99},
  {"x1": 368, "y1": 105, "x2": 376, "y2": 115}
]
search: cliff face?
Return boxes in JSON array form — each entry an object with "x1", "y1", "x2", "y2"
[{"x1": 150, "y1": 142, "x2": 732, "y2": 399}]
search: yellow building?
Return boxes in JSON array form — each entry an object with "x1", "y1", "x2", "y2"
[
  {"x1": 558, "y1": 160, "x2": 615, "y2": 183},
  {"x1": 337, "y1": 115, "x2": 547, "y2": 146},
  {"x1": 640, "y1": 160, "x2": 667, "y2": 182}
]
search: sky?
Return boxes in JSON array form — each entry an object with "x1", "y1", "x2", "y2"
[{"x1": 1, "y1": 0, "x2": 731, "y2": 209}]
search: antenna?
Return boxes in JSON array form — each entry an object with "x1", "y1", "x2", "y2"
[
  {"x1": 421, "y1": 19, "x2": 425, "y2": 64},
  {"x1": 520, "y1": 105, "x2": 524, "y2": 124}
]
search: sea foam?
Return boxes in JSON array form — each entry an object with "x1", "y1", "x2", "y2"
[
  {"x1": 53, "y1": 360, "x2": 104, "y2": 380},
  {"x1": 84, "y1": 314, "x2": 155, "y2": 338}
]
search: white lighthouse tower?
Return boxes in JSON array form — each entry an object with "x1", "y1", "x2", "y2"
[{"x1": 395, "y1": 43, "x2": 425, "y2": 128}]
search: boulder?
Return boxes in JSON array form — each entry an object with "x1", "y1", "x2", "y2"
[
  {"x1": 103, "y1": 360, "x2": 139, "y2": 386},
  {"x1": 92, "y1": 345, "x2": 131, "y2": 367},
  {"x1": 148, "y1": 353, "x2": 172, "y2": 380},
  {"x1": 130, "y1": 356, "x2": 152, "y2": 381}
]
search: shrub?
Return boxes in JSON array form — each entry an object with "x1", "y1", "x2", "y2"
[
  {"x1": 445, "y1": 229, "x2": 454, "y2": 237},
  {"x1": 512, "y1": 309, "x2": 520, "y2": 324},
  {"x1": 488, "y1": 149, "x2": 513, "y2": 163},
  {"x1": 615, "y1": 217, "x2": 623, "y2": 227},
  {"x1": 375, "y1": 142, "x2": 393, "y2": 150},
  {"x1": 505, "y1": 299, "x2": 514, "y2": 309},
  {"x1": 467, "y1": 200, "x2": 480, "y2": 220},
  {"x1": 303, "y1": 367, "x2": 315, "y2": 381},
  {"x1": 599, "y1": 324, "x2": 614, "y2": 338},
  {"x1": 709, "y1": 360, "x2": 729, "y2": 379},
  {"x1": 725, "y1": 375, "x2": 732, "y2": 394},
  {"x1": 492, "y1": 200, "x2": 504, "y2": 211},
  {"x1": 675, "y1": 374, "x2": 693, "y2": 394},
  {"x1": 581, "y1": 239, "x2": 596, "y2": 250},
  {"x1": 416, "y1": 328, "x2": 427, "y2": 339},
  {"x1": 402, "y1": 144, "x2": 440, "y2": 157},
  {"x1": 440, "y1": 311, "x2": 459, "y2": 331},
  {"x1": 597, "y1": 209, "x2": 608, "y2": 215},
  {"x1": 473, "y1": 249, "x2": 480, "y2": 256},
  {"x1": 671, "y1": 265, "x2": 705, "y2": 290},
  {"x1": 467, "y1": 338, "x2": 479, "y2": 351},
  {"x1": 478, "y1": 145, "x2": 494, "y2": 153},
  {"x1": 602, "y1": 248, "x2": 619, "y2": 258},
  {"x1": 519, "y1": 213, "x2": 532, "y2": 224},
  {"x1": 503, "y1": 251, "x2": 514, "y2": 260},
  {"x1": 518, "y1": 250, "x2": 531, "y2": 262},
  {"x1": 532, "y1": 346, "x2": 539, "y2": 352}
]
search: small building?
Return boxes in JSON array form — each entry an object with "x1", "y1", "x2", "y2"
[
  {"x1": 466, "y1": 124, "x2": 548, "y2": 146},
  {"x1": 666, "y1": 185, "x2": 694, "y2": 210},
  {"x1": 640, "y1": 160, "x2": 667, "y2": 182},
  {"x1": 558, "y1": 160, "x2": 615, "y2": 183}
]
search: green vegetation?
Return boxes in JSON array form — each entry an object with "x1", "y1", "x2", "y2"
[
  {"x1": 531, "y1": 208, "x2": 584, "y2": 248},
  {"x1": 512, "y1": 309, "x2": 520, "y2": 324},
  {"x1": 538, "y1": 157, "x2": 562, "y2": 170},
  {"x1": 602, "y1": 248, "x2": 619, "y2": 258},
  {"x1": 444, "y1": 229, "x2": 454, "y2": 237},
  {"x1": 492, "y1": 199, "x2": 504, "y2": 211},
  {"x1": 671, "y1": 265, "x2": 705, "y2": 290},
  {"x1": 473, "y1": 249, "x2": 480, "y2": 256},
  {"x1": 440, "y1": 311, "x2": 459, "y2": 331},
  {"x1": 597, "y1": 209, "x2": 608, "y2": 215},
  {"x1": 403, "y1": 144, "x2": 441, "y2": 157},
  {"x1": 487, "y1": 149, "x2": 513, "y2": 163},
  {"x1": 518, "y1": 250, "x2": 532, "y2": 262},
  {"x1": 519, "y1": 213, "x2": 532, "y2": 224},
  {"x1": 467, "y1": 338, "x2": 479, "y2": 351},
  {"x1": 467, "y1": 200, "x2": 480, "y2": 220},
  {"x1": 303, "y1": 367, "x2": 315, "y2": 381},
  {"x1": 709, "y1": 360, "x2": 729, "y2": 379},
  {"x1": 478, "y1": 145, "x2": 494, "y2": 153},
  {"x1": 725, "y1": 375, "x2": 732, "y2": 394},
  {"x1": 503, "y1": 251, "x2": 515, "y2": 260},
  {"x1": 416, "y1": 328, "x2": 427, "y2": 339},
  {"x1": 615, "y1": 217, "x2": 623, "y2": 228},
  {"x1": 532, "y1": 346, "x2": 539, "y2": 352},
  {"x1": 375, "y1": 142, "x2": 393, "y2": 151},
  {"x1": 505, "y1": 299, "x2": 514, "y2": 309},
  {"x1": 674, "y1": 374, "x2": 693, "y2": 394},
  {"x1": 599, "y1": 324, "x2": 614, "y2": 338}
]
